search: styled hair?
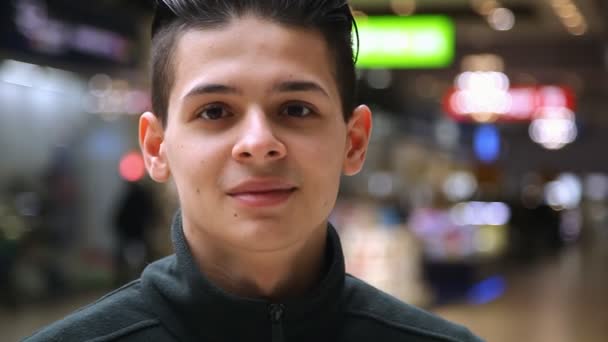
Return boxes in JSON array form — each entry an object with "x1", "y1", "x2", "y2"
[{"x1": 150, "y1": 0, "x2": 358, "y2": 126}]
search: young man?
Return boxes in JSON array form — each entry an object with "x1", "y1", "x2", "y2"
[{"x1": 25, "y1": 1, "x2": 483, "y2": 341}]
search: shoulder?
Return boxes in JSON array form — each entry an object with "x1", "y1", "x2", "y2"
[
  {"x1": 22, "y1": 280, "x2": 163, "y2": 342},
  {"x1": 341, "y1": 274, "x2": 484, "y2": 342}
]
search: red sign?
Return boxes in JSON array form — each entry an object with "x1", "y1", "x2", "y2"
[{"x1": 443, "y1": 85, "x2": 576, "y2": 123}]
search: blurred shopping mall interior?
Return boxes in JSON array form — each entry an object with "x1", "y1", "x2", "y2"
[{"x1": 1, "y1": 0, "x2": 607, "y2": 341}]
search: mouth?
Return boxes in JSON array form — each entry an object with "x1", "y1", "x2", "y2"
[{"x1": 227, "y1": 180, "x2": 298, "y2": 208}]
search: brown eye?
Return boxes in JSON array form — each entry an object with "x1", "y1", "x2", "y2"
[
  {"x1": 282, "y1": 104, "x2": 313, "y2": 118},
  {"x1": 199, "y1": 104, "x2": 231, "y2": 120}
]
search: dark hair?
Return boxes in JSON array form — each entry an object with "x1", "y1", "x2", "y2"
[{"x1": 150, "y1": 0, "x2": 358, "y2": 126}]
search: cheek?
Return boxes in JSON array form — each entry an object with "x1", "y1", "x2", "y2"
[
  {"x1": 166, "y1": 138, "x2": 221, "y2": 194},
  {"x1": 294, "y1": 136, "x2": 344, "y2": 202}
]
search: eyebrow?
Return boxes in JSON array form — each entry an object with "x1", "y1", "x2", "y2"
[
  {"x1": 183, "y1": 83, "x2": 241, "y2": 99},
  {"x1": 183, "y1": 80, "x2": 330, "y2": 100},
  {"x1": 273, "y1": 81, "x2": 329, "y2": 98}
]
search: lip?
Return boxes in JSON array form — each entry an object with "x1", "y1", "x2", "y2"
[
  {"x1": 227, "y1": 179, "x2": 297, "y2": 208},
  {"x1": 227, "y1": 179, "x2": 297, "y2": 194}
]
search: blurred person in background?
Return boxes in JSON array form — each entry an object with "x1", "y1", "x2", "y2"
[
  {"x1": 0, "y1": 188, "x2": 20, "y2": 309},
  {"x1": 37, "y1": 145, "x2": 81, "y2": 297},
  {"x1": 2, "y1": 175, "x2": 66, "y2": 306},
  {"x1": 509, "y1": 172, "x2": 562, "y2": 263},
  {"x1": 24, "y1": 0, "x2": 482, "y2": 341},
  {"x1": 113, "y1": 181, "x2": 159, "y2": 286}
]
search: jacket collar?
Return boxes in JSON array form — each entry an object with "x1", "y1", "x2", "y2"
[{"x1": 142, "y1": 211, "x2": 346, "y2": 341}]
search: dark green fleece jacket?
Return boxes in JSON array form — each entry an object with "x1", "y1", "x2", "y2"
[{"x1": 23, "y1": 212, "x2": 483, "y2": 342}]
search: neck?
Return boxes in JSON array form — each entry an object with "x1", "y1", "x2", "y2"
[{"x1": 183, "y1": 221, "x2": 328, "y2": 301}]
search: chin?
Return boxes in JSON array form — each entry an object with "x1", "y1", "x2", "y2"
[{"x1": 231, "y1": 220, "x2": 304, "y2": 251}]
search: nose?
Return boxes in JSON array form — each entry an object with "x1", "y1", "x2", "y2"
[{"x1": 232, "y1": 110, "x2": 287, "y2": 164}]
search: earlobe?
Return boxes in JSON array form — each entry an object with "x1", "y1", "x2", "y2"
[
  {"x1": 343, "y1": 105, "x2": 372, "y2": 176},
  {"x1": 139, "y1": 112, "x2": 171, "y2": 182}
]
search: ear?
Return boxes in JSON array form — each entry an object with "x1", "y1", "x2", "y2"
[
  {"x1": 139, "y1": 112, "x2": 171, "y2": 183},
  {"x1": 343, "y1": 105, "x2": 372, "y2": 176}
]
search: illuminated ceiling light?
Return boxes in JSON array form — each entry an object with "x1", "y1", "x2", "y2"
[
  {"x1": 556, "y1": 3, "x2": 577, "y2": 16},
  {"x1": 568, "y1": 23, "x2": 587, "y2": 36},
  {"x1": 390, "y1": 0, "x2": 416, "y2": 16},
  {"x1": 563, "y1": 13, "x2": 583, "y2": 28},
  {"x1": 452, "y1": 55, "x2": 512, "y2": 122},
  {"x1": 471, "y1": 0, "x2": 500, "y2": 16},
  {"x1": 558, "y1": 11, "x2": 577, "y2": 20},
  {"x1": 461, "y1": 54, "x2": 505, "y2": 72},
  {"x1": 488, "y1": 7, "x2": 515, "y2": 31},
  {"x1": 452, "y1": 71, "x2": 511, "y2": 120},
  {"x1": 556, "y1": 4, "x2": 577, "y2": 19},
  {"x1": 544, "y1": 173, "x2": 582, "y2": 209},
  {"x1": 480, "y1": 1, "x2": 499, "y2": 16},
  {"x1": 551, "y1": 0, "x2": 570, "y2": 7},
  {"x1": 549, "y1": 0, "x2": 587, "y2": 36},
  {"x1": 474, "y1": 72, "x2": 508, "y2": 91},
  {"x1": 529, "y1": 121, "x2": 576, "y2": 149},
  {"x1": 551, "y1": 0, "x2": 574, "y2": 10},
  {"x1": 529, "y1": 107, "x2": 577, "y2": 150}
]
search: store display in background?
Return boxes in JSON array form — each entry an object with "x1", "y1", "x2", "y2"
[
  {"x1": 407, "y1": 206, "x2": 509, "y2": 262},
  {"x1": 443, "y1": 84, "x2": 577, "y2": 123},
  {"x1": 354, "y1": 15, "x2": 455, "y2": 69},
  {"x1": 332, "y1": 201, "x2": 431, "y2": 307}
]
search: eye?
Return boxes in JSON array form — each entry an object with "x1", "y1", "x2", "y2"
[
  {"x1": 198, "y1": 104, "x2": 232, "y2": 120},
  {"x1": 281, "y1": 103, "x2": 313, "y2": 118}
]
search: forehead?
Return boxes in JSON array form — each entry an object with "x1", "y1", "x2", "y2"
[{"x1": 169, "y1": 16, "x2": 339, "y2": 100}]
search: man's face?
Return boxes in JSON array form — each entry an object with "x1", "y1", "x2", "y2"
[{"x1": 142, "y1": 17, "x2": 371, "y2": 252}]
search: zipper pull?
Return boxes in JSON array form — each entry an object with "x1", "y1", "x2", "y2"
[{"x1": 269, "y1": 304, "x2": 285, "y2": 342}]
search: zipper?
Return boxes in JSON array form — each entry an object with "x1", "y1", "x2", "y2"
[{"x1": 269, "y1": 303, "x2": 285, "y2": 342}]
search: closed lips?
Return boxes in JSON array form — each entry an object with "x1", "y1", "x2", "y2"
[{"x1": 227, "y1": 181, "x2": 297, "y2": 195}]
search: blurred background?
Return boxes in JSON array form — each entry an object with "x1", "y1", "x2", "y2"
[{"x1": 1, "y1": 0, "x2": 607, "y2": 341}]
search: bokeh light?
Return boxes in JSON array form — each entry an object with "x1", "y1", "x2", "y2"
[{"x1": 119, "y1": 151, "x2": 146, "y2": 182}]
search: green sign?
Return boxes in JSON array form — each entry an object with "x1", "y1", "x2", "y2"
[{"x1": 355, "y1": 16, "x2": 455, "y2": 69}]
